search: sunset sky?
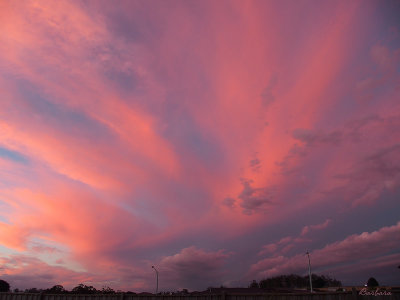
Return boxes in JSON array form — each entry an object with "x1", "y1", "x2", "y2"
[{"x1": 1, "y1": 0, "x2": 400, "y2": 292}]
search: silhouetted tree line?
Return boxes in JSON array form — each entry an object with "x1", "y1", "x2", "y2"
[
  {"x1": 249, "y1": 274, "x2": 342, "y2": 289},
  {"x1": 0, "y1": 282, "x2": 122, "y2": 294},
  {"x1": 0, "y1": 280, "x2": 10, "y2": 292},
  {"x1": 0, "y1": 275, "x2": 383, "y2": 294},
  {"x1": 366, "y1": 277, "x2": 379, "y2": 287}
]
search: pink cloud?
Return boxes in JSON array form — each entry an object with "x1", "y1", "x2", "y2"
[
  {"x1": 0, "y1": 0, "x2": 181, "y2": 190},
  {"x1": 301, "y1": 219, "x2": 331, "y2": 236},
  {"x1": 258, "y1": 244, "x2": 278, "y2": 256},
  {"x1": 249, "y1": 222, "x2": 400, "y2": 280},
  {"x1": 258, "y1": 235, "x2": 311, "y2": 257}
]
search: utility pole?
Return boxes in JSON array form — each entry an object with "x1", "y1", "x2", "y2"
[
  {"x1": 306, "y1": 251, "x2": 313, "y2": 293},
  {"x1": 152, "y1": 265, "x2": 159, "y2": 294}
]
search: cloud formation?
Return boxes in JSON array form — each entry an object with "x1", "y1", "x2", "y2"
[
  {"x1": 0, "y1": 0, "x2": 399, "y2": 291},
  {"x1": 250, "y1": 222, "x2": 400, "y2": 282},
  {"x1": 238, "y1": 179, "x2": 275, "y2": 215},
  {"x1": 300, "y1": 219, "x2": 331, "y2": 236}
]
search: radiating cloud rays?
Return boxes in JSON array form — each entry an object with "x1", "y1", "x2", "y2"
[{"x1": 0, "y1": 0, "x2": 399, "y2": 292}]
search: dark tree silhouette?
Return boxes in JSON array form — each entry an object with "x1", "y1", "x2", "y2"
[
  {"x1": 367, "y1": 277, "x2": 379, "y2": 287},
  {"x1": 24, "y1": 288, "x2": 42, "y2": 293},
  {"x1": 260, "y1": 274, "x2": 308, "y2": 288},
  {"x1": 312, "y1": 274, "x2": 326, "y2": 288},
  {"x1": 44, "y1": 285, "x2": 66, "y2": 294},
  {"x1": 0, "y1": 279, "x2": 10, "y2": 292},
  {"x1": 71, "y1": 284, "x2": 97, "y2": 294},
  {"x1": 259, "y1": 274, "x2": 341, "y2": 289},
  {"x1": 248, "y1": 280, "x2": 260, "y2": 288},
  {"x1": 312, "y1": 274, "x2": 341, "y2": 288},
  {"x1": 182, "y1": 289, "x2": 189, "y2": 294}
]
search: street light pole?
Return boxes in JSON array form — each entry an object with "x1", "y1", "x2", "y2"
[
  {"x1": 306, "y1": 251, "x2": 313, "y2": 293},
  {"x1": 152, "y1": 265, "x2": 159, "y2": 294}
]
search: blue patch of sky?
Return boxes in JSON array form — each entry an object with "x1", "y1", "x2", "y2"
[
  {"x1": 16, "y1": 79, "x2": 116, "y2": 140},
  {"x1": 0, "y1": 199, "x2": 12, "y2": 224},
  {"x1": 0, "y1": 214, "x2": 10, "y2": 224},
  {"x1": 104, "y1": 10, "x2": 147, "y2": 44},
  {"x1": 0, "y1": 244, "x2": 16, "y2": 256},
  {"x1": 29, "y1": 236, "x2": 69, "y2": 252},
  {"x1": 162, "y1": 100, "x2": 226, "y2": 170},
  {"x1": 0, "y1": 147, "x2": 28, "y2": 164},
  {"x1": 104, "y1": 68, "x2": 139, "y2": 95},
  {"x1": 177, "y1": 122, "x2": 223, "y2": 167},
  {"x1": 377, "y1": 0, "x2": 400, "y2": 45},
  {"x1": 335, "y1": 188, "x2": 400, "y2": 235}
]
